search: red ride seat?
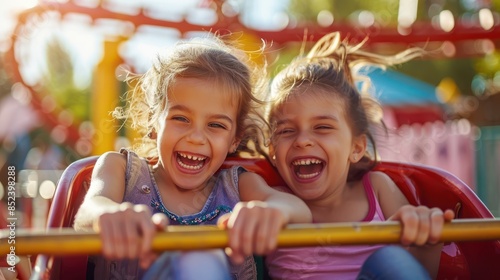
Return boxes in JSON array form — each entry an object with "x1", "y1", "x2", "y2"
[{"x1": 31, "y1": 157, "x2": 500, "y2": 280}]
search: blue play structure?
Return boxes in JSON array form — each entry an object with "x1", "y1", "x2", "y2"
[{"x1": 362, "y1": 68, "x2": 441, "y2": 105}]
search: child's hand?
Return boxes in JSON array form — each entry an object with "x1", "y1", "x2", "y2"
[
  {"x1": 218, "y1": 201, "x2": 286, "y2": 264},
  {"x1": 93, "y1": 203, "x2": 168, "y2": 268},
  {"x1": 389, "y1": 205, "x2": 455, "y2": 246},
  {"x1": 139, "y1": 213, "x2": 169, "y2": 268}
]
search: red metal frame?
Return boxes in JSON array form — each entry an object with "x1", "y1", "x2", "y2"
[
  {"x1": 6, "y1": 1, "x2": 499, "y2": 154},
  {"x1": 31, "y1": 156, "x2": 500, "y2": 280},
  {"x1": 31, "y1": 1, "x2": 500, "y2": 46}
]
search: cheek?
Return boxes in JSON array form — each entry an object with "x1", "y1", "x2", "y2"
[
  {"x1": 273, "y1": 146, "x2": 289, "y2": 163},
  {"x1": 271, "y1": 133, "x2": 288, "y2": 148},
  {"x1": 212, "y1": 134, "x2": 235, "y2": 150},
  {"x1": 274, "y1": 136, "x2": 293, "y2": 149}
]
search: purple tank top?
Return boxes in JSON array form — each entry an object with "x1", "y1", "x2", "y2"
[
  {"x1": 89, "y1": 149, "x2": 256, "y2": 280},
  {"x1": 122, "y1": 149, "x2": 242, "y2": 225}
]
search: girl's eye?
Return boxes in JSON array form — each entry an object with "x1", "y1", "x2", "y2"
[
  {"x1": 209, "y1": 122, "x2": 227, "y2": 129},
  {"x1": 172, "y1": 116, "x2": 189, "y2": 122},
  {"x1": 275, "y1": 128, "x2": 294, "y2": 135},
  {"x1": 315, "y1": 125, "x2": 334, "y2": 130}
]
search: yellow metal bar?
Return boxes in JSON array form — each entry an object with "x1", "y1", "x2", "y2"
[
  {"x1": 1, "y1": 219, "x2": 499, "y2": 256},
  {"x1": 91, "y1": 39, "x2": 124, "y2": 155}
]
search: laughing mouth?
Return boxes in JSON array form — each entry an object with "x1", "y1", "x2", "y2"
[
  {"x1": 177, "y1": 152, "x2": 207, "y2": 170},
  {"x1": 292, "y1": 158, "x2": 324, "y2": 179}
]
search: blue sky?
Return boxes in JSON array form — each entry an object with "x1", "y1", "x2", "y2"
[{"x1": 0, "y1": 0, "x2": 290, "y2": 87}]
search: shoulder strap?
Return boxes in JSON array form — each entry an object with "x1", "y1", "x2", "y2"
[
  {"x1": 119, "y1": 148, "x2": 144, "y2": 191},
  {"x1": 362, "y1": 172, "x2": 376, "y2": 221}
]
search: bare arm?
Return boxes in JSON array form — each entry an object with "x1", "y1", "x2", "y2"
[
  {"x1": 73, "y1": 151, "x2": 127, "y2": 230},
  {"x1": 238, "y1": 171, "x2": 312, "y2": 223},
  {"x1": 222, "y1": 171, "x2": 312, "y2": 264},
  {"x1": 373, "y1": 171, "x2": 453, "y2": 279},
  {"x1": 72, "y1": 151, "x2": 165, "y2": 268}
]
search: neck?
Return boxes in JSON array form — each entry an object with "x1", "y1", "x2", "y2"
[
  {"x1": 153, "y1": 168, "x2": 215, "y2": 216},
  {"x1": 306, "y1": 181, "x2": 354, "y2": 223}
]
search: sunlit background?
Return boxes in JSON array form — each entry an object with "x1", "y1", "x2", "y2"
[{"x1": 0, "y1": 0, "x2": 499, "y2": 230}]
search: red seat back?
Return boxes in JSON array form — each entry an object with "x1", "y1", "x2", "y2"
[
  {"x1": 374, "y1": 161, "x2": 500, "y2": 280},
  {"x1": 32, "y1": 157, "x2": 500, "y2": 280},
  {"x1": 31, "y1": 156, "x2": 96, "y2": 280}
]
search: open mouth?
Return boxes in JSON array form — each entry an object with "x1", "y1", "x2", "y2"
[
  {"x1": 176, "y1": 152, "x2": 207, "y2": 170},
  {"x1": 292, "y1": 158, "x2": 324, "y2": 179}
]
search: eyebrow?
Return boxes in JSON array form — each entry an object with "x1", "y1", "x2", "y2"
[
  {"x1": 315, "y1": 115, "x2": 340, "y2": 122},
  {"x1": 168, "y1": 104, "x2": 235, "y2": 124},
  {"x1": 275, "y1": 115, "x2": 339, "y2": 126}
]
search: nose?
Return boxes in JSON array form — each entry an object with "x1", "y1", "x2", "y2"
[
  {"x1": 186, "y1": 125, "x2": 207, "y2": 145},
  {"x1": 294, "y1": 131, "x2": 314, "y2": 148}
]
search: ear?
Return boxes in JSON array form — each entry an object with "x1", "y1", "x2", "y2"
[
  {"x1": 147, "y1": 129, "x2": 157, "y2": 140},
  {"x1": 268, "y1": 143, "x2": 276, "y2": 166},
  {"x1": 229, "y1": 138, "x2": 240, "y2": 154},
  {"x1": 350, "y1": 134, "x2": 367, "y2": 163}
]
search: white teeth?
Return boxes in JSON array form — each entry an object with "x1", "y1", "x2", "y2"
[
  {"x1": 297, "y1": 172, "x2": 320, "y2": 179},
  {"x1": 292, "y1": 158, "x2": 322, "y2": 165},
  {"x1": 177, "y1": 152, "x2": 206, "y2": 170},
  {"x1": 178, "y1": 152, "x2": 206, "y2": 161},
  {"x1": 177, "y1": 158, "x2": 203, "y2": 170}
]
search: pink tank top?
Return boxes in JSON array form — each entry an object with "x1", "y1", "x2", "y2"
[{"x1": 266, "y1": 173, "x2": 386, "y2": 280}]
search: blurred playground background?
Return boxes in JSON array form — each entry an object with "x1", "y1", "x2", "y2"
[{"x1": 0, "y1": 0, "x2": 499, "y2": 229}]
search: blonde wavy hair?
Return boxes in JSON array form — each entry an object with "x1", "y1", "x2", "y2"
[{"x1": 115, "y1": 34, "x2": 269, "y2": 159}]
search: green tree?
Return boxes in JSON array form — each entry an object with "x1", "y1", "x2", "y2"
[
  {"x1": 0, "y1": 53, "x2": 13, "y2": 101},
  {"x1": 42, "y1": 37, "x2": 90, "y2": 122},
  {"x1": 285, "y1": 0, "x2": 499, "y2": 96}
]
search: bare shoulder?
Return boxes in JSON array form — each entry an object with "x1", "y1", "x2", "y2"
[
  {"x1": 368, "y1": 171, "x2": 409, "y2": 218},
  {"x1": 94, "y1": 151, "x2": 127, "y2": 170},
  {"x1": 87, "y1": 151, "x2": 127, "y2": 200},
  {"x1": 238, "y1": 171, "x2": 267, "y2": 189},
  {"x1": 238, "y1": 171, "x2": 274, "y2": 201},
  {"x1": 368, "y1": 171, "x2": 399, "y2": 194}
]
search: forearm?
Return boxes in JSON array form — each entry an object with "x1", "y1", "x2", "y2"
[
  {"x1": 266, "y1": 193, "x2": 312, "y2": 224},
  {"x1": 73, "y1": 196, "x2": 121, "y2": 231},
  {"x1": 238, "y1": 172, "x2": 313, "y2": 224},
  {"x1": 409, "y1": 243, "x2": 443, "y2": 279}
]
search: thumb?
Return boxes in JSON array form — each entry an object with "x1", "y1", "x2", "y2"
[
  {"x1": 444, "y1": 209, "x2": 455, "y2": 221},
  {"x1": 152, "y1": 213, "x2": 169, "y2": 231},
  {"x1": 92, "y1": 220, "x2": 101, "y2": 233},
  {"x1": 217, "y1": 213, "x2": 231, "y2": 229}
]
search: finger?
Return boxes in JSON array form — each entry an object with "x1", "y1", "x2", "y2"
[
  {"x1": 413, "y1": 206, "x2": 433, "y2": 246},
  {"x1": 224, "y1": 247, "x2": 238, "y2": 265},
  {"x1": 228, "y1": 207, "x2": 256, "y2": 264},
  {"x1": 255, "y1": 208, "x2": 283, "y2": 255},
  {"x1": 398, "y1": 208, "x2": 419, "y2": 246},
  {"x1": 96, "y1": 215, "x2": 114, "y2": 258},
  {"x1": 229, "y1": 251, "x2": 245, "y2": 265},
  {"x1": 428, "y1": 209, "x2": 445, "y2": 244},
  {"x1": 254, "y1": 211, "x2": 271, "y2": 255},
  {"x1": 109, "y1": 217, "x2": 128, "y2": 259},
  {"x1": 122, "y1": 215, "x2": 141, "y2": 259},
  {"x1": 138, "y1": 216, "x2": 156, "y2": 258},
  {"x1": 106, "y1": 214, "x2": 129, "y2": 259},
  {"x1": 225, "y1": 245, "x2": 244, "y2": 265},
  {"x1": 217, "y1": 213, "x2": 231, "y2": 229},
  {"x1": 111, "y1": 203, "x2": 136, "y2": 259},
  {"x1": 231, "y1": 208, "x2": 256, "y2": 262},
  {"x1": 128, "y1": 205, "x2": 155, "y2": 258},
  {"x1": 139, "y1": 252, "x2": 158, "y2": 269},
  {"x1": 265, "y1": 217, "x2": 282, "y2": 254},
  {"x1": 226, "y1": 215, "x2": 242, "y2": 264}
]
